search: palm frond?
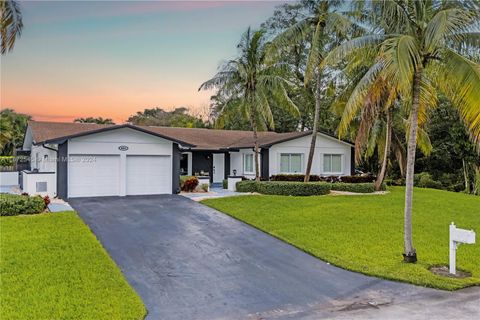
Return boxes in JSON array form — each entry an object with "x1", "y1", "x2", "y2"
[
  {"x1": 424, "y1": 8, "x2": 477, "y2": 53},
  {"x1": 380, "y1": 35, "x2": 421, "y2": 96},
  {"x1": 1, "y1": 0, "x2": 23, "y2": 54},
  {"x1": 321, "y1": 34, "x2": 386, "y2": 68},
  {"x1": 338, "y1": 61, "x2": 383, "y2": 137},
  {"x1": 436, "y1": 49, "x2": 480, "y2": 144}
]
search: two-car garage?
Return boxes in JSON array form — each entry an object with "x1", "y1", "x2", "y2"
[
  {"x1": 68, "y1": 155, "x2": 171, "y2": 197},
  {"x1": 62, "y1": 127, "x2": 178, "y2": 198}
]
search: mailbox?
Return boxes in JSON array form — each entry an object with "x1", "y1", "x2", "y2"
[
  {"x1": 451, "y1": 226, "x2": 476, "y2": 244},
  {"x1": 449, "y1": 222, "x2": 476, "y2": 275}
]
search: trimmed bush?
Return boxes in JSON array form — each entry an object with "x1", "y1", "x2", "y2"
[
  {"x1": 330, "y1": 183, "x2": 376, "y2": 193},
  {"x1": 257, "y1": 181, "x2": 331, "y2": 196},
  {"x1": 269, "y1": 174, "x2": 375, "y2": 183},
  {"x1": 236, "y1": 180, "x2": 331, "y2": 196},
  {"x1": 236, "y1": 180, "x2": 258, "y2": 192},
  {"x1": 236, "y1": 180, "x2": 380, "y2": 195},
  {"x1": 0, "y1": 156, "x2": 14, "y2": 167},
  {"x1": 270, "y1": 174, "x2": 322, "y2": 182},
  {"x1": 0, "y1": 194, "x2": 46, "y2": 216},
  {"x1": 222, "y1": 179, "x2": 228, "y2": 189}
]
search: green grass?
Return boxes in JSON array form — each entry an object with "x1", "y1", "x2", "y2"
[
  {"x1": 0, "y1": 211, "x2": 146, "y2": 320},
  {"x1": 202, "y1": 187, "x2": 480, "y2": 290}
]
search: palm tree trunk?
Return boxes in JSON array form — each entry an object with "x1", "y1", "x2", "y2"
[
  {"x1": 474, "y1": 165, "x2": 480, "y2": 196},
  {"x1": 249, "y1": 109, "x2": 260, "y2": 182},
  {"x1": 462, "y1": 159, "x2": 471, "y2": 193},
  {"x1": 375, "y1": 108, "x2": 392, "y2": 191},
  {"x1": 304, "y1": 72, "x2": 321, "y2": 182},
  {"x1": 403, "y1": 68, "x2": 422, "y2": 263}
]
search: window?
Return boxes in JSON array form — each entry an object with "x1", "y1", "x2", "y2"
[
  {"x1": 323, "y1": 154, "x2": 342, "y2": 173},
  {"x1": 243, "y1": 154, "x2": 254, "y2": 174},
  {"x1": 280, "y1": 153, "x2": 303, "y2": 173}
]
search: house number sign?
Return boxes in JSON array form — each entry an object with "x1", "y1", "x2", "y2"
[{"x1": 118, "y1": 145, "x2": 129, "y2": 151}]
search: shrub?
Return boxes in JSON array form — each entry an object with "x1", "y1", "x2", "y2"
[
  {"x1": 0, "y1": 194, "x2": 46, "y2": 216},
  {"x1": 269, "y1": 174, "x2": 375, "y2": 183},
  {"x1": 222, "y1": 179, "x2": 228, "y2": 189},
  {"x1": 200, "y1": 183, "x2": 209, "y2": 192},
  {"x1": 236, "y1": 180, "x2": 258, "y2": 193},
  {"x1": 43, "y1": 195, "x2": 51, "y2": 206},
  {"x1": 0, "y1": 156, "x2": 14, "y2": 167},
  {"x1": 236, "y1": 181, "x2": 331, "y2": 196},
  {"x1": 330, "y1": 183, "x2": 377, "y2": 193},
  {"x1": 270, "y1": 174, "x2": 322, "y2": 182},
  {"x1": 414, "y1": 172, "x2": 443, "y2": 189},
  {"x1": 181, "y1": 176, "x2": 199, "y2": 192},
  {"x1": 257, "y1": 181, "x2": 331, "y2": 196}
]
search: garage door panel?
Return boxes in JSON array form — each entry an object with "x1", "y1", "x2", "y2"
[
  {"x1": 69, "y1": 155, "x2": 120, "y2": 197},
  {"x1": 127, "y1": 155, "x2": 171, "y2": 195}
]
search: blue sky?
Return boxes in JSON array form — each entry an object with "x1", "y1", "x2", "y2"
[{"x1": 1, "y1": 1, "x2": 287, "y2": 123}]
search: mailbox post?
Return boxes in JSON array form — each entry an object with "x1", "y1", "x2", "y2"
[{"x1": 449, "y1": 222, "x2": 476, "y2": 275}]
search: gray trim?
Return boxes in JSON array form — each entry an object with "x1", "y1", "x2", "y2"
[
  {"x1": 350, "y1": 146, "x2": 355, "y2": 175},
  {"x1": 224, "y1": 153, "x2": 230, "y2": 180},
  {"x1": 36, "y1": 124, "x2": 196, "y2": 147},
  {"x1": 172, "y1": 143, "x2": 181, "y2": 194},
  {"x1": 261, "y1": 148, "x2": 269, "y2": 179},
  {"x1": 57, "y1": 141, "x2": 68, "y2": 199},
  {"x1": 260, "y1": 131, "x2": 354, "y2": 148}
]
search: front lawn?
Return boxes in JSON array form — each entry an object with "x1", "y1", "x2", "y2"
[
  {"x1": 202, "y1": 187, "x2": 480, "y2": 290},
  {"x1": 0, "y1": 211, "x2": 146, "y2": 319}
]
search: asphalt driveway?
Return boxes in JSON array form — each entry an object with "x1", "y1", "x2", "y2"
[{"x1": 69, "y1": 195, "x2": 477, "y2": 320}]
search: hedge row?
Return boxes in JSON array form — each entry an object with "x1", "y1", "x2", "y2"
[
  {"x1": 237, "y1": 181, "x2": 331, "y2": 196},
  {"x1": 236, "y1": 180, "x2": 382, "y2": 196},
  {"x1": 0, "y1": 194, "x2": 46, "y2": 216},
  {"x1": 269, "y1": 174, "x2": 375, "y2": 183}
]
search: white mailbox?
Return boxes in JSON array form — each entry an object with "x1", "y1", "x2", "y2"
[{"x1": 449, "y1": 222, "x2": 476, "y2": 275}]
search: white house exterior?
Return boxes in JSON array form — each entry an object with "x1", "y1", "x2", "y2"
[{"x1": 21, "y1": 121, "x2": 354, "y2": 198}]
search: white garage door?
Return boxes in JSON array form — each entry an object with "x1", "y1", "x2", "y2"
[
  {"x1": 126, "y1": 155, "x2": 171, "y2": 195},
  {"x1": 69, "y1": 155, "x2": 120, "y2": 197}
]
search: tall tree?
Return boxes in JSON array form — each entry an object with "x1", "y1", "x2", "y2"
[
  {"x1": 127, "y1": 107, "x2": 206, "y2": 128},
  {"x1": 0, "y1": 108, "x2": 31, "y2": 155},
  {"x1": 270, "y1": 0, "x2": 355, "y2": 182},
  {"x1": 200, "y1": 27, "x2": 299, "y2": 181},
  {"x1": 323, "y1": 0, "x2": 480, "y2": 262},
  {"x1": 74, "y1": 117, "x2": 115, "y2": 125},
  {"x1": 1, "y1": 0, "x2": 23, "y2": 54}
]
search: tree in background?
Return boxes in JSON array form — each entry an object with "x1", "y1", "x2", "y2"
[
  {"x1": 270, "y1": 0, "x2": 355, "y2": 182},
  {"x1": 323, "y1": 0, "x2": 480, "y2": 262},
  {"x1": 200, "y1": 27, "x2": 299, "y2": 181},
  {"x1": 1, "y1": 0, "x2": 23, "y2": 54},
  {"x1": 74, "y1": 117, "x2": 115, "y2": 125},
  {"x1": 0, "y1": 108, "x2": 31, "y2": 155},
  {"x1": 416, "y1": 97, "x2": 479, "y2": 193},
  {"x1": 127, "y1": 107, "x2": 206, "y2": 128}
]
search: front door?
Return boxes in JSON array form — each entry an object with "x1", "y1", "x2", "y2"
[{"x1": 212, "y1": 153, "x2": 224, "y2": 183}]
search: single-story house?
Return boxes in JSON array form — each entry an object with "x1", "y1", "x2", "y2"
[{"x1": 22, "y1": 121, "x2": 354, "y2": 198}]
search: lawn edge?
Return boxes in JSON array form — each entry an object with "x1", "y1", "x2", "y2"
[{"x1": 201, "y1": 197, "x2": 479, "y2": 292}]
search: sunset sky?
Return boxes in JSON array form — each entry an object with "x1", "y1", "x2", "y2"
[{"x1": 1, "y1": 1, "x2": 285, "y2": 124}]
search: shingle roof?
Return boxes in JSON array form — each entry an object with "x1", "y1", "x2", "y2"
[{"x1": 27, "y1": 121, "x2": 350, "y2": 150}]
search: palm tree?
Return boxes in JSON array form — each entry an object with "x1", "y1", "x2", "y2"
[
  {"x1": 200, "y1": 27, "x2": 299, "y2": 181},
  {"x1": 271, "y1": 0, "x2": 354, "y2": 182},
  {"x1": 323, "y1": 0, "x2": 480, "y2": 262},
  {"x1": 1, "y1": 0, "x2": 23, "y2": 54}
]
